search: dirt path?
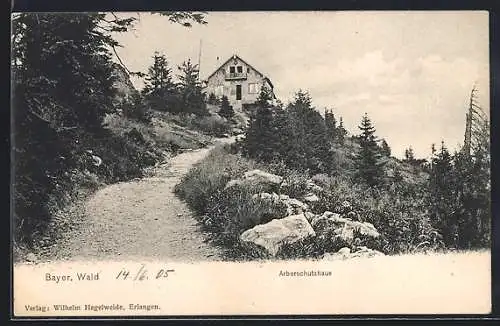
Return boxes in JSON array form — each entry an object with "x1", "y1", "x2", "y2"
[{"x1": 49, "y1": 137, "x2": 235, "y2": 263}]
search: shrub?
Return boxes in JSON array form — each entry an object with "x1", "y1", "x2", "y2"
[
  {"x1": 175, "y1": 145, "x2": 293, "y2": 259},
  {"x1": 192, "y1": 115, "x2": 232, "y2": 136},
  {"x1": 204, "y1": 185, "x2": 288, "y2": 236},
  {"x1": 273, "y1": 166, "x2": 310, "y2": 199},
  {"x1": 309, "y1": 174, "x2": 443, "y2": 254},
  {"x1": 175, "y1": 145, "x2": 256, "y2": 213}
]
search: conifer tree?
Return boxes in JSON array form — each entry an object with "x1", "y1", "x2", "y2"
[
  {"x1": 218, "y1": 95, "x2": 234, "y2": 121},
  {"x1": 336, "y1": 117, "x2": 347, "y2": 144},
  {"x1": 143, "y1": 52, "x2": 179, "y2": 113},
  {"x1": 428, "y1": 141, "x2": 457, "y2": 246},
  {"x1": 283, "y1": 90, "x2": 332, "y2": 173},
  {"x1": 242, "y1": 90, "x2": 278, "y2": 162},
  {"x1": 354, "y1": 113, "x2": 386, "y2": 187},
  {"x1": 380, "y1": 139, "x2": 391, "y2": 157},
  {"x1": 177, "y1": 59, "x2": 208, "y2": 116},
  {"x1": 324, "y1": 109, "x2": 337, "y2": 141},
  {"x1": 256, "y1": 84, "x2": 273, "y2": 108},
  {"x1": 404, "y1": 146, "x2": 415, "y2": 163}
]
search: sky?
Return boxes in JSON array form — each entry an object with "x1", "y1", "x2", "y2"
[{"x1": 112, "y1": 11, "x2": 490, "y2": 159}]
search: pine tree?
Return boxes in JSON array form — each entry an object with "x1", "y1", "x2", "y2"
[
  {"x1": 428, "y1": 141, "x2": 458, "y2": 246},
  {"x1": 144, "y1": 52, "x2": 174, "y2": 93},
  {"x1": 256, "y1": 84, "x2": 273, "y2": 108},
  {"x1": 336, "y1": 117, "x2": 347, "y2": 144},
  {"x1": 380, "y1": 139, "x2": 391, "y2": 157},
  {"x1": 142, "y1": 52, "x2": 179, "y2": 113},
  {"x1": 354, "y1": 113, "x2": 386, "y2": 187},
  {"x1": 177, "y1": 59, "x2": 208, "y2": 116},
  {"x1": 218, "y1": 95, "x2": 234, "y2": 121},
  {"x1": 404, "y1": 146, "x2": 415, "y2": 163},
  {"x1": 283, "y1": 90, "x2": 332, "y2": 173},
  {"x1": 242, "y1": 101, "x2": 278, "y2": 162},
  {"x1": 324, "y1": 109, "x2": 337, "y2": 141}
]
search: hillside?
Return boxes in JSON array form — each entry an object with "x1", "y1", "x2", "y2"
[{"x1": 174, "y1": 88, "x2": 489, "y2": 261}]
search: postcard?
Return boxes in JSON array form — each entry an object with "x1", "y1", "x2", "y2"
[{"x1": 11, "y1": 11, "x2": 491, "y2": 317}]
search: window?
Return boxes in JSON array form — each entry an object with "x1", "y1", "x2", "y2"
[
  {"x1": 247, "y1": 67, "x2": 250, "y2": 73},
  {"x1": 248, "y1": 83, "x2": 260, "y2": 94},
  {"x1": 229, "y1": 66, "x2": 235, "y2": 73},
  {"x1": 237, "y1": 66, "x2": 243, "y2": 73},
  {"x1": 236, "y1": 85, "x2": 242, "y2": 100}
]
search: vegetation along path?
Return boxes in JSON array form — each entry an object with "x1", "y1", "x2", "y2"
[{"x1": 47, "y1": 137, "x2": 236, "y2": 262}]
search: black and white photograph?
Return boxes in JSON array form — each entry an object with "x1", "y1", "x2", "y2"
[{"x1": 11, "y1": 11, "x2": 491, "y2": 317}]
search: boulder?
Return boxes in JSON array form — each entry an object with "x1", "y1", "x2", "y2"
[
  {"x1": 309, "y1": 211, "x2": 380, "y2": 244},
  {"x1": 279, "y1": 194, "x2": 290, "y2": 201},
  {"x1": 286, "y1": 198, "x2": 309, "y2": 210},
  {"x1": 224, "y1": 179, "x2": 245, "y2": 190},
  {"x1": 306, "y1": 179, "x2": 324, "y2": 193},
  {"x1": 26, "y1": 252, "x2": 38, "y2": 263},
  {"x1": 240, "y1": 214, "x2": 316, "y2": 257},
  {"x1": 338, "y1": 247, "x2": 351, "y2": 255},
  {"x1": 251, "y1": 192, "x2": 310, "y2": 216},
  {"x1": 311, "y1": 211, "x2": 348, "y2": 232},
  {"x1": 303, "y1": 193, "x2": 320, "y2": 203},
  {"x1": 225, "y1": 170, "x2": 283, "y2": 191},
  {"x1": 243, "y1": 169, "x2": 283, "y2": 186},
  {"x1": 351, "y1": 221, "x2": 380, "y2": 238}
]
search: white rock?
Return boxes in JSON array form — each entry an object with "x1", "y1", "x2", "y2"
[
  {"x1": 279, "y1": 194, "x2": 290, "y2": 201},
  {"x1": 286, "y1": 198, "x2": 309, "y2": 209},
  {"x1": 240, "y1": 214, "x2": 316, "y2": 257},
  {"x1": 26, "y1": 253, "x2": 38, "y2": 263},
  {"x1": 243, "y1": 169, "x2": 283, "y2": 185},
  {"x1": 303, "y1": 193, "x2": 320, "y2": 203},
  {"x1": 338, "y1": 247, "x2": 351, "y2": 255},
  {"x1": 224, "y1": 179, "x2": 244, "y2": 190}
]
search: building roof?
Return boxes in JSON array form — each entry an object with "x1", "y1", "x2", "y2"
[{"x1": 205, "y1": 54, "x2": 274, "y2": 89}]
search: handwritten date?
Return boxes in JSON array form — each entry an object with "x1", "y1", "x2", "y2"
[{"x1": 115, "y1": 264, "x2": 175, "y2": 281}]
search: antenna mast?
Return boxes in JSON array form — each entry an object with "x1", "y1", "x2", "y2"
[{"x1": 198, "y1": 39, "x2": 202, "y2": 81}]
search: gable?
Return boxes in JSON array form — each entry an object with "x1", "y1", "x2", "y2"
[{"x1": 206, "y1": 54, "x2": 269, "y2": 85}]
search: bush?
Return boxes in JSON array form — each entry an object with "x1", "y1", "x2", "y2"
[
  {"x1": 266, "y1": 162, "x2": 310, "y2": 199},
  {"x1": 192, "y1": 115, "x2": 232, "y2": 136},
  {"x1": 175, "y1": 145, "x2": 256, "y2": 213},
  {"x1": 204, "y1": 185, "x2": 288, "y2": 237},
  {"x1": 309, "y1": 174, "x2": 443, "y2": 254},
  {"x1": 175, "y1": 145, "x2": 292, "y2": 259}
]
